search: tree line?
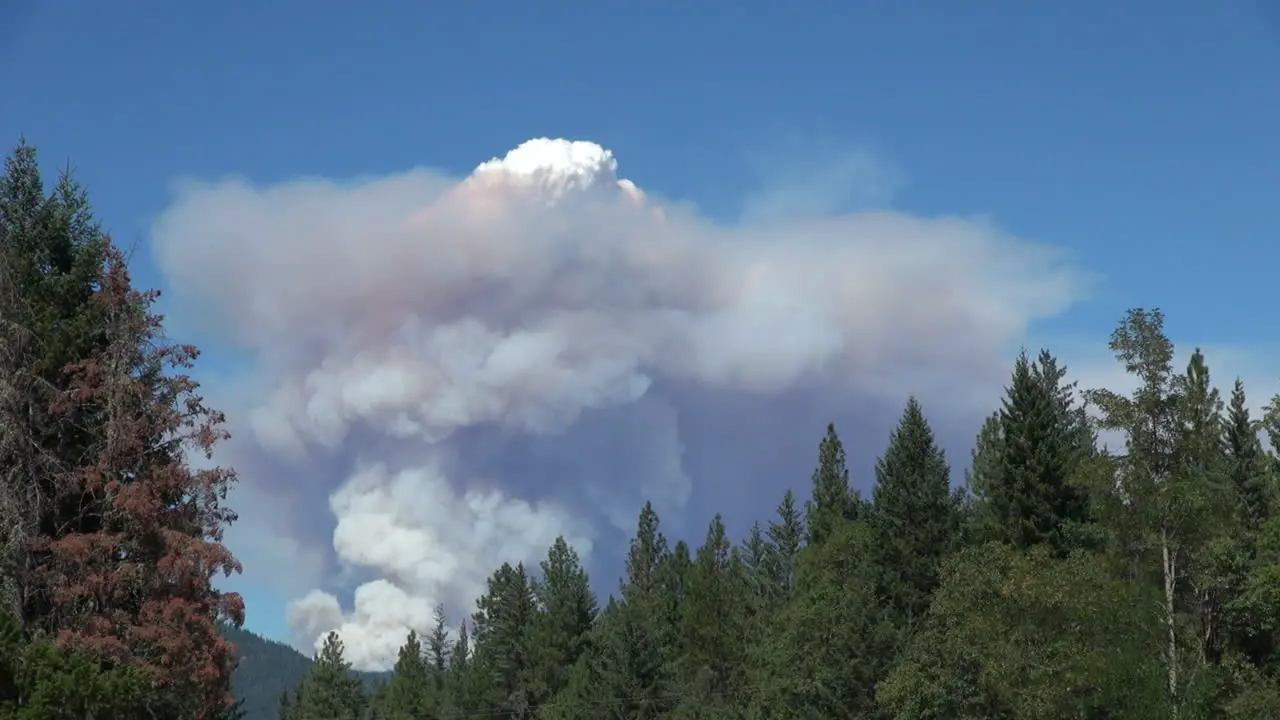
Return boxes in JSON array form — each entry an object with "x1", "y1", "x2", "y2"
[
  {"x1": 3, "y1": 139, "x2": 1280, "y2": 718},
  {"x1": 279, "y1": 324, "x2": 1280, "y2": 713}
]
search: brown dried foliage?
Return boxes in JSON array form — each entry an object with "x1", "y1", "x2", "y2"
[{"x1": 26, "y1": 241, "x2": 245, "y2": 716}]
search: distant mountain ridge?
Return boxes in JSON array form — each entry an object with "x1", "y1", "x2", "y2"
[{"x1": 224, "y1": 625, "x2": 387, "y2": 720}]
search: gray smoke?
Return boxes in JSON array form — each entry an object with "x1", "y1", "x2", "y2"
[{"x1": 152, "y1": 138, "x2": 1086, "y2": 670}]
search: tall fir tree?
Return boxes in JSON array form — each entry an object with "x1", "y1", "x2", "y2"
[
  {"x1": 755, "y1": 521, "x2": 897, "y2": 719},
  {"x1": 0, "y1": 142, "x2": 244, "y2": 717},
  {"x1": 375, "y1": 630, "x2": 430, "y2": 720},
  {"x1": 294, "y1": 633, "x2": 366, "y2": 720},
  {"x1": 870, "y1": 397, "x2": 961, "y2": 631},
  {"x1": 526, "y1": 536, "x2": 598, "y2": 710},
  {"x1": 983, "y1": 350, "x2": 1093, "y2": 554},
  {"x1": 764, "y1": 489, "x2": 804, "y2": 602},
  {"x1": 425, "y1": 604, "x2": 452, "y2": 694},
  {"x1": 472, "y1": 562, "x2": 537, "y2": 717},
  {"x1": 674, "y1": 515, "x2": 749, "y2": 718},
  {"x1": 32, "y1": 244, "x2": 245, "y2": 717},
  {"x1": 0, "y1": 141, "x2": 110, "y2": 630},
  {"x1": 738, "y1": 522, "x2": 771, "y2": 609},
  {"x1": 1224, "y1": 379, "x2": 1270, "y2": 530},
  {"x1": 962, "y1": 411, "x2": 1004, "y2": 544},
  {"x1": 588, "y1": 503, "x2": 677, "y2": 719},
  {"x1": 806, "y1": 424, "x2": 859, "y2": 546}
]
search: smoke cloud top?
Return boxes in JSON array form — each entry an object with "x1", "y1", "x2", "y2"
[{"x1": 151, "y1": 138, "x2": 1087, "y2": 670}]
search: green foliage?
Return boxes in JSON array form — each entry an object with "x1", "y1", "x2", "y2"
[
  {"x1": 1224, "y1": 379, "x2": 1272, "y2": 530},
  {"x1": 673, "y1": 516, "x2": 749, "y2": 717},
  {"x1": 224, "y1": 625, "x2": 316, "y2": 720},
  {"x1": 525, "y1": 537, "x2": 597, "y2": 709},
  {"x1": 804, "y1": 424, "x2": 860, "y2": 546},
  {"x1": 292, "y1": 633, "x2": 366, "y2": 720},
  {"x1": 373, "y1": 630, "x2": 430, "y2": 720},
  {"x1": 473, "y1": 562, "x2": 537, "y2": 716},
  {"x1": 0, "y1": 611, "x2": 158, "y2": 719},
  {"x1": 973, "y1": 350, "x2": 1094, "y2": 554},
  {"x1": 754, "y1": 521, "x2": 897, "y2": 718},
  {"x1": 870, "y1": 397, "x2": 961, "y2": 628},
  {"x1": 880, "y1": 543, "x2": 1171, "y2": 720},
  {"x1": 763, "y1": 490, "x2": 804, "y2": 604}
]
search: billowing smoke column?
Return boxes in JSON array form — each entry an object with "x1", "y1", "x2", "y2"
[{"x1": 151, "y1": 138, "x2": 1084, "y2": 670}]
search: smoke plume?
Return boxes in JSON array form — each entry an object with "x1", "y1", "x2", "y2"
[{"x1": 151, "y1": 138, "x2": 1085, "y2": 670}]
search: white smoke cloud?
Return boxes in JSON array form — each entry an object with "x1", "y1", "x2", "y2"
[{"x1": 152, "y1": 137, "x2": 1088, "y2": 670}]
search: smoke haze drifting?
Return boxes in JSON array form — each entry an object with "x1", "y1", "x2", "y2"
[{"x1": 151, "y1": 138, "x2": 1087, "y2": 670}]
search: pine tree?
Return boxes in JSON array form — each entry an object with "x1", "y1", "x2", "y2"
[
  {"x1": 0, "y1": 141, "x2": 111, "y2": 630},
  {"x1": 962, "y1": 411, "x2": 1004, "y2": 544},
  {"x1": 376, "y1": 630, "x2": 430, "y2": 720},
  {"x1": 806, "y1": 424, "x2": 859, "y2": 546},
  {"x1": 739, "y1": 522, "x2": 770, "y2": 607},
  {"x1": 589, "y1": 503, "x2": 677, "y2": 719},
  {"x1": 871, "y1": 397, "x2": 961, "y2": 629},
  {"x1": 763, "y1": 489, "x2": 805, "y2": 603},
  {"x1": 658, "y1": 540, "x2": 692, "y2": 632},
  {"x1": 1225, "y1": 379, "x2": 1270, "y2": 530},
  {"x1": 425, "y1": 603, "x2": 452, "y2": 691},
  {"x1": 624, "y1": 502, "x2": 669, "y2": 600},
  {"x1": 675, "y1": 515, "x2": 749, "y2": 717},
  {"x1": 277, "y1": 689, "x2": 296, "y2": 720},
  {"x1": 986, "y1": 350, "x2": 1093, "y2": 554},
  {"x1": 526, "y1": 536, "x2": 597, "y2": 709},
  {"x1": 295, "y1": 632, "x2": 366, "y2": 720},
  {"x1": 445, "y1": 619, "x2": 488, "y2": 716},
  {"x1": 755, "y1": 522, "x2": 897, "y2": 719},
  {"x1": 473, "y1": 562, "x2": 537, "y2": 717}
]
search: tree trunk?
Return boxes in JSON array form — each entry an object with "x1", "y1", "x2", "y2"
[{"x1": 1161, "y1": 527, "x2": 1178, "y2": 718}]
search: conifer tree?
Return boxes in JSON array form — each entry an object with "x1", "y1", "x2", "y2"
[
  {"x1": 806, "y1": 424, "x2": 859, "y2": 546},
  {"x1": 985, "y1": 350, "x2": 1093, "y2": 554},
  {"x1": 526, "y1": 536, "x2": 597, "y2": 709},
  {"x1": 1225, "y1": 379, "x2": 1270, "y2": 530},
  {"x1": 277, "y1": 689, "x2": 296, "y2": 720},
  {"x1": 473, "y1": 562, "x2": 537, "y2": 717},
  {"x1": 589, "y1": 503, "x2": 677, "y2": 719},
  {"x1": 739, "y1": 522, "x2": 771, "y2": 607},
  {"x1": 675, "y1": 515, "x2": 749, "y2": 716},
  {"x1": 0, "y1": 141, "x2": 110, "y2": 629},
  {"x1": 294, "y1": 633, "x2": 366, "y2": 720},
  {"x1": 376, "y1": 630, "x2": 430, "y2": 720},
  {"x1": 0, "y1": 143, "x2": 245, "y2": 717},
  {"x1": 962, "y1": 412, "x2": 1004, "y2": 543},
  {"x1": 33, "y1": 242, "x2": 244, "y2": 717},
  {"x1": 765, "y1": 489, "x2": 804, "y2": 602},
  {"x1": 425, "y1": 603, "x2": 452, "y2": 692},
  {"x1": 871, "y1": 397, "x2": 961, "y2": 630},
  {"x1": 755, "y1": 522, "x2": 896, "y2": 719},
  {"x1": 446, "y1": 619, "x2": 489, "y2": 716}
]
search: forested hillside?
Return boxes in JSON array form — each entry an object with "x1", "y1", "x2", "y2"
[
  {"x1": 4, "y1": 139, "x2": 1280, "y2": 719},
  {"x1": 225, "y1": 626, "x2": 314, "y2": 720},
  {"x1": 224, "y1": 625, "x2": 386, "y2": 720}
]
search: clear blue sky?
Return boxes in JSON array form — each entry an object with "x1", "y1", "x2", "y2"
[{"x1": 5, "y1": 0, "x2": 1280, "y2": 644}]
